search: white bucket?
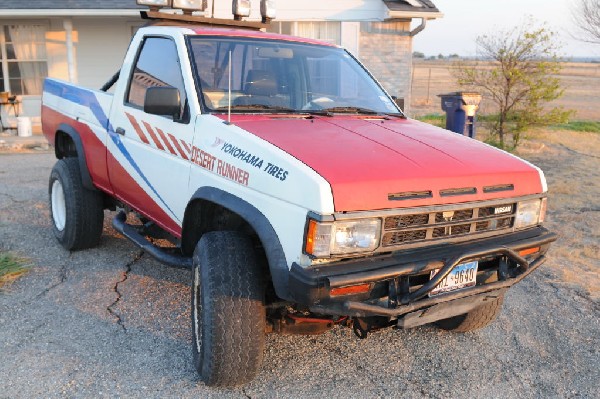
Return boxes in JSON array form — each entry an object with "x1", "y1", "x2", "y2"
[{"x1": 17, "y1": 116, "x2": 32, "y2": 137}]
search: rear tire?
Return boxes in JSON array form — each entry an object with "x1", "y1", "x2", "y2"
[
  {"x1": 191, "y1": 231, "x2": 265, "y2": 387},
  {"x1": 49, "y1": 158, "x2": 104, "y2": 250},
  {"x1": 436, "y1": 293, "x2": 505, "y2": 332}
]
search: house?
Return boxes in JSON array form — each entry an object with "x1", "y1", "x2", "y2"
[{"x1": 0, "y1": 0, "x2": 441, "y2": 133}]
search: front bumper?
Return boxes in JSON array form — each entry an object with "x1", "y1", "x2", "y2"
[{"x1": 289, "y1": 227, "x2": 556, "y2": 318}]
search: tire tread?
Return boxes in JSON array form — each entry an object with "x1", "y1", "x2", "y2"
[{"x1": 192, "y1": 231, "x2": 265, "y2": 387}]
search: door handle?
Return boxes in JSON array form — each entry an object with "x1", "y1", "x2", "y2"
[{"x1": 115, "y1": 127, "x2": 126, "y2": 135}]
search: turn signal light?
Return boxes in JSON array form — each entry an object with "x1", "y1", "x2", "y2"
[
  {"x1": 330, "y1": 284, "x2": 371, "y2": 297},
  {"x1": 518, "y1": 247, "x2": 540, "y2": 257}
]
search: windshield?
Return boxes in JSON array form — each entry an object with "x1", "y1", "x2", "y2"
[{"x1": 187, "y1": 36, "x2": 402, "y2": 115}]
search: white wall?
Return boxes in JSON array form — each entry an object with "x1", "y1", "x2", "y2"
[
  {"x1": 210, "y1": 0, "x2": 388, "y2": 21},
  {"x1": 73, "y1": 17, "x2": 142, "y2": 90}
]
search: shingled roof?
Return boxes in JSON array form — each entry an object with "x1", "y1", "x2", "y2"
[
  {"x1": 0, "y1": 0, "x2": 142, "y2": 9},
  {"x1": 384, "y1": 0, "x2": 440, "y2": 13}
]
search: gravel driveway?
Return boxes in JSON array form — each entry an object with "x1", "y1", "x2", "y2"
[{"x1": 0, "y1": 147, "x2": 598, "y2": 398}]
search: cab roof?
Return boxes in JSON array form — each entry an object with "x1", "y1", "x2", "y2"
[{"x1": 185, "y1": 26, "x2": 338, "y2": 47}]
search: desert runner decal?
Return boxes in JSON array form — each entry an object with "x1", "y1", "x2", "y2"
[{"x1": 190, "y1": 146, "x2": 250, "y2": 186}]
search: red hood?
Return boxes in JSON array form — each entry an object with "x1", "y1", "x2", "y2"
[{"x1": 224, "y1": 115, "x2": 544, "y2": 212}]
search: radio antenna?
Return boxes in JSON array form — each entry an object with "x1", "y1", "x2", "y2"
[{"x1": 227, "y1": 50, "x2": 232, "y2": 124}]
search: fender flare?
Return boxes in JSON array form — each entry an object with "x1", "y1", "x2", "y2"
[
  {"x1": 189, "y1": 187, "x2": 291, "y2": 301},
  {"x1": 55, "y1": 123, "x2": 96, "y2": 191}
]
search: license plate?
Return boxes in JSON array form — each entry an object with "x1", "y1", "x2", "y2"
[{"x1": 429, "y1": 261, "x2": 478, "y2": 296}]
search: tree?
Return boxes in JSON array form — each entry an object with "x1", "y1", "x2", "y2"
[
  {"x1": 413, "y1": 51, "x2": 425, "y2": 58},
  {"x1": 455, "y1": 21, "x2": 571, "y2": 149},
  {"x1": 573, "y1": 0, "x2": 600, "y2": 44}
]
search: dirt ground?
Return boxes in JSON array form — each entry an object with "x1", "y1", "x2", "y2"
[
  {"x1": 0, "y1": 127, "x2": 598, "y2": 398},
  {"x1": 411, "y1": 60, "x2": 600, "y2": 121},
  {"x1": 518, "y1": 129, "x2": 600, "y2": 301}
]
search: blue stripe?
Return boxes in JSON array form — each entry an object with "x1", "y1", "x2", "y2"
[
  {"x1": 109, "y1": 134, "x2": 180, "y2": 223},
  {"x1": 44, "y1": 79, "x2": 180, "y2": 224},
  {"x1": 45, "y1": 79, "x2": 112, "y2": 131}
]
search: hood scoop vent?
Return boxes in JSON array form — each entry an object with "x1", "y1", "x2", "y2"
[
  {"x1": 483, "y1": 184, "x2": 514, "y2": 193},
  {"x1": 388, "y1": 190, "x2": 433, "y2": 201},
  {"x1": 439, "y1": 187, "x2": 477, "y2": 197}
]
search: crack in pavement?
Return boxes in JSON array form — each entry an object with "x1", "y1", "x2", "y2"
[
  {"x1": 107, "y1": 250, "x2": 144, "y2": 332},
  {"x1": 35, "y1": 252, "x2": 70, "y2": 300},
  {"x1": 0, "y1": 192, "x2": 28, "y2": 204},
  {"x1": 242, "y1": 388, "x2": 252, "y2": 399}
]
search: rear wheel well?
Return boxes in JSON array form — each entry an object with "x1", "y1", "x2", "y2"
[{"x1": 55, "y1": 130, "x2": 78, "y2": 159}]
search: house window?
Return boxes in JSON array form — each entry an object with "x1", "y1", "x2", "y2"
[
  {"x1": 296, "y1": 22, "x2": 341, "y2": 45},
  {"x1": 267, "y1": 21, "x2": 341, "y2": 45},
  {"x1": 0, "y1": 24, "x2": 48, "y2": 96}
]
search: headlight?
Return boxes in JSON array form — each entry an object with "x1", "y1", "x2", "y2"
[
  {"x1": 305, "y1": 219, "x2": 381, "y2": 258},
  {"x1": 514, "y1": 198, "x2": 546, "y2": 229}
]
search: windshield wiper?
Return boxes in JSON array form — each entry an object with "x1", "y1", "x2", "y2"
[
  {"x1": 321, "y1": 106, "x2": 403, "y2": 117},
  {"x1": 215, "y1": 104, "x2": 296, "y2": 112},
  {"x1": 214, "y1": 104, "x2": 333, "y2": 116},
  {"x1": 321, "y1": 106, "x2": 379, "y2": 114}
]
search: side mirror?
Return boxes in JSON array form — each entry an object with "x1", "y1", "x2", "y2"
[{"x1": 144, "y1": 86, "x2": 181, "y2": 119}]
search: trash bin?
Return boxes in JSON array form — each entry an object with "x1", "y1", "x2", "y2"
[
  {"x1": 438, "y1": 92, "x2": 482, "y2": 138},
  {"x1": 17, "y1": 116, "x2": 32, "y2": 137}
]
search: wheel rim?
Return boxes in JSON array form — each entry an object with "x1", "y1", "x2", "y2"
[
  {"x1": 51, "y1": 179, "x2": 67, "y2": 231},
  {"x1": 193, "y1": 264, "x2": 203, "y2": 353}
]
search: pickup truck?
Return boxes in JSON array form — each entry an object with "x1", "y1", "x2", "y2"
[{"x1": 42, "y1": 15, "x2": 556, "y2": 387}]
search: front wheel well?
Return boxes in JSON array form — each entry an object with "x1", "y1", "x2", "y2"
[
  {"x1": 181, "y1": 198, "x2": 276, "y2": 302},
  {"x1": 181, "y1": 199, "x2": 258, "y2": 256}
]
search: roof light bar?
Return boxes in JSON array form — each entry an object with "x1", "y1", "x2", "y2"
[
  {"x1": 233, "y1": 0, "x2": 251, "y2": 21},
  {"x1": 137, "y1": 0, "x2": 172, "y2": 11},
  {"x1": 260, "y1": 0, "x2": 275, "y2": 23},
  {"x1": 173, "y1": 0, "x2": 208, "y2": 14}
]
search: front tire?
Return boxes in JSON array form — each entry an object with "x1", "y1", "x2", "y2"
[
  {"x1": 191, "y1": 231, "x2": 266, "y2": 387},
  {"x1": 49, "y1": 158, "x2": 104, "y2": 250},
  {"x1": 436, "y1": 293, "x2": 505, "y2": 332}
]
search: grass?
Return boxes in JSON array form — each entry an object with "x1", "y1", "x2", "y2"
[
  {"x1": 550, "y1": 121, "x2": 600, "y2": 133},
  {"x1": 415, "y1": 113, "x2": 446, "y2": 127},
  {"x1": 0, "y1": 252, "x2": 29, "y2": 289}
]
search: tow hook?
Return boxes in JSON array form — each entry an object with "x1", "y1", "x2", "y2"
[{"x1": 352, "y1": 318, "x2": 371, "y2": 339}]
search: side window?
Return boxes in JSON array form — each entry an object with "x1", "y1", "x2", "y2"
[{"x1": 126, "y1": 37, "x2": 187, "y2": 119}]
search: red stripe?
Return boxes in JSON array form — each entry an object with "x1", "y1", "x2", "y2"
[
  {"x1": 168, "y1": 133, "x2": 189, "y2": 160},
  {"x1": 126, "y1": 113, "x2": 150, "y2": 144},
  {"x1": 156, "y1": 127, "x2": 177, "y2": 155},
  {"x1": 107, "y1": 152, "x2": 182, "y2": 237},
  {"x1": 142, "y1": 121, "x2": 165, "y2": 151},
  {"x1": 180, "y1": 140, "x2": 191, "y2": 154}
]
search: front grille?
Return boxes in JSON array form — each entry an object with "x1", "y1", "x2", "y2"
[
  {"x1": 381, "y1": 202, "x2": 516, "y2": 248},
  {"x1": 384, "y1": 214, "x2": 429, "y2": 229},
  {"x1": 382, "y1": 230, "x2": 427, "y2": 246}
]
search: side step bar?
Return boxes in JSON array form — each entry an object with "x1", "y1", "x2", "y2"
[{"x1": 112, "y1": 211, "x2": 192, "y2": 269}]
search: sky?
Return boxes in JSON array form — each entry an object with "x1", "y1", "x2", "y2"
[{"x1": 412, "y1": 0, "x2": 600, "y2": 58}]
